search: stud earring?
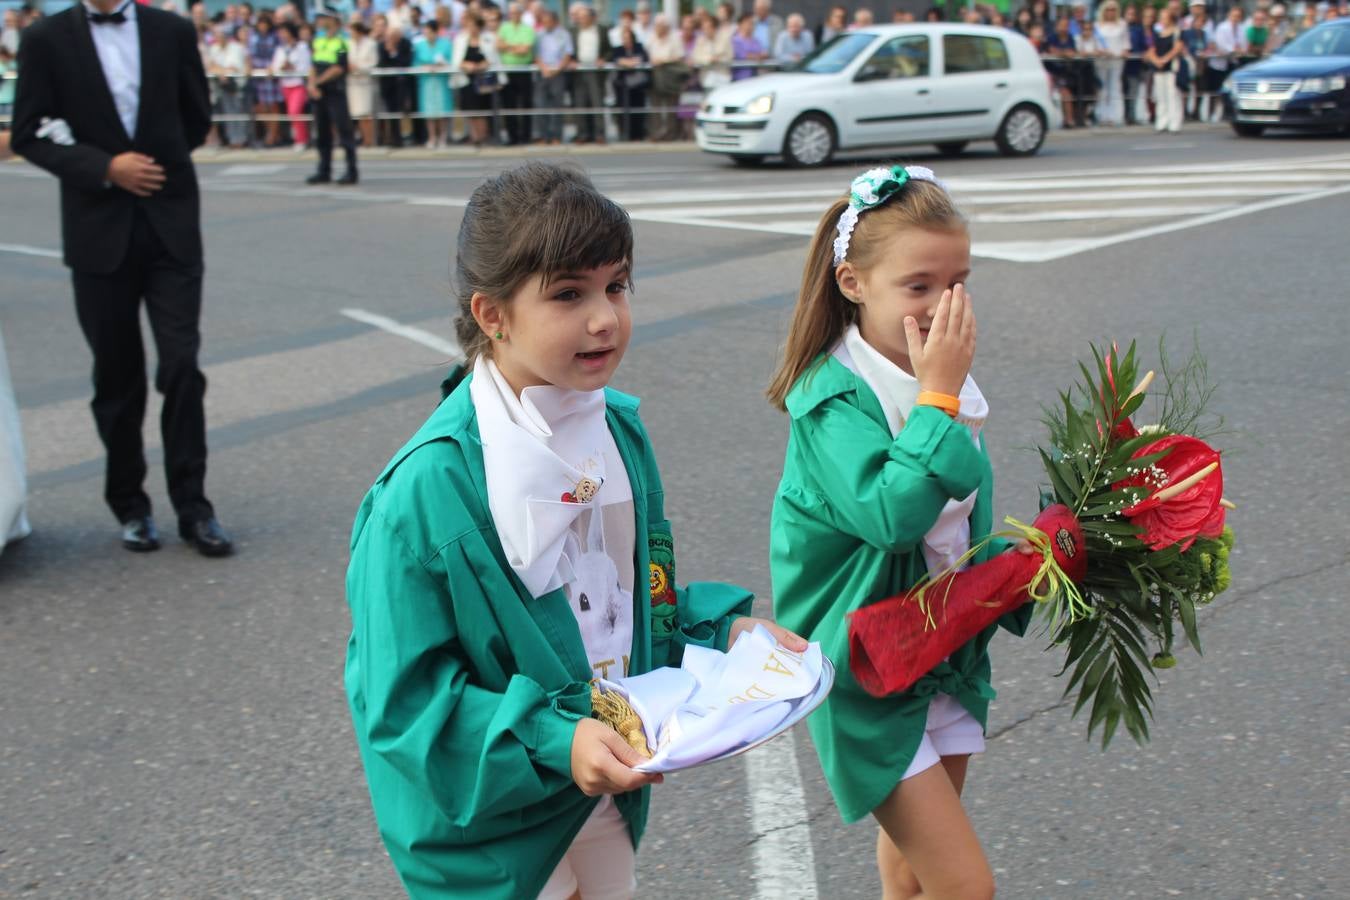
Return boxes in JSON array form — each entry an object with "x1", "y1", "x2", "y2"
[{"x1": 494, "y1": 331, "x2": 504, "y2": 341}]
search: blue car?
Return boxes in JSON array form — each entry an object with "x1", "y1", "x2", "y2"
[{"x1": 1223, "y1": 19, "x2": 1350, "y2": 136}]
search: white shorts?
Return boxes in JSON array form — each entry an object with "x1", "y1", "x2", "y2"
[
  {"x1": 537, "y1": 796, "x2": 637, "y2": 900},
  {"x1": 901, "y1": 693, "x2": 986, "y2": 781}
]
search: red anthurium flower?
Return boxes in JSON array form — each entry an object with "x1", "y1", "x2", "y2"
[{"x1": 1114, "y1": 434, "x2": 1224, "y2": 551}]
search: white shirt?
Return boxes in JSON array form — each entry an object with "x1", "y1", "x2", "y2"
[
  {"x1": 576, "y1": 25, "x2": 600, "y2": 65},
  {"x1": 1094, "y1": 20, "x2": 1131, "y2": 56},
  {"x1": 272, "y1": 41, "x2": 310, "y2": 88},
  {"x1": 646, "y1": 30, "x2": 684, "y2": 65},
  {"x1": 84, "y1": 0, "x2": 140, "y2": 139},
  {"x1": 1210, "y1": 19, "x2": 1248, "y2": 70},
  {"x1": 208, "y1": 40, "x2": 247, "y2": 76}
]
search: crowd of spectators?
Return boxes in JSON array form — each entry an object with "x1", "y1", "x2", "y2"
[
  {"x1": 2, "y1": 0, "x2": 1346, "y2": 145},
  {"x1": 1000, "y1": 0, "x2": 1343, "y2": 129}
]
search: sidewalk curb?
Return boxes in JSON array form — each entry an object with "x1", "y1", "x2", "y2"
[
  {"x1": 0, "y1": 123, "x2": 1234, "y2": 169},
  {"x1": 189, "y1": 140, "x2": 696, "y2": 164},
  {"x1": 184, "y1": 123, "x2": 1235, "y2": 164}
]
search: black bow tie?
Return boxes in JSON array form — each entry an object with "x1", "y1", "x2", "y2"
[{"x1": 89, "y1": 6, "x2": 128, "y2": 25}]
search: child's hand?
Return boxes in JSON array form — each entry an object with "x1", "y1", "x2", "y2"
[
  {"x1": 729, "y1": 616, "x2": 809, "y2": 652},
  {"x1": 570, "y1": 718, "x2": 664, "y2": 797},
  {"x1": 905, "y1": 283, "x2": 976, "y2": 398}
]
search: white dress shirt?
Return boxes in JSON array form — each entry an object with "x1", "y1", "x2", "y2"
[
  {"x1": 576, "y1": 25, "x2": 600, "y2": 65},
  {"x1": 1210, "y1": 19, "x2": 1248, "y2": 71},
  {"x1": 84, "y1": 0, "x2": 141, "y2": 139}
]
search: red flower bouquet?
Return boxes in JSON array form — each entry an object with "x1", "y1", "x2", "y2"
[{"x1": 848, "y1": 341, "x2": 1236, "y2": 747}]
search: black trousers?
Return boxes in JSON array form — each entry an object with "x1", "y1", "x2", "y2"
[
  {"x1": 502, "y1": 71, "x2": 534, "y2": 144},
  {"x1": 71, "y1": 209, "x2": 212, "y2": 526},
  {"x1": 314, "y1": 84, "x2": 358, "y2": 176}
]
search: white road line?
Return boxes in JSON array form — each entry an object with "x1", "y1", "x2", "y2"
[
  {"x1": 949, "y1": 171, "x2": 1350, "y2": 190},
  {"x1": 193, "y1": 151, "x2": 1350, "y2": 266},
  {"x1": 406, "y1": 196, "x2": 471, "y2": 207},
  {"x1": 609, "y1": 159, "x2": 1350, "y2": 206},
  {"x1": 972, "y1": 183, "x2": 1350, "y2": 262},
  {"x1": 1129, "y1": 141, "x2": 1199, "y2": 151},
  {"x1": 629, "y1": 212, "x2": 817, "y2": 236},
  {"x1": 617, "y1": 179, "x2": 1340, "y2": 209},
  {"x1": 628, "y1": 199, "x2": 1238, "y2": 220},
  {"x1": 971, "y1": 204, "x2": 1230, "y2": 223},
  {"x1": 616, "y1": 186, "x2": 843, "y2": 205},
  {"x1": 957, "y1": 186, "x2": 1312, "y2": 202},
  {"x1": 747, "y1": 732, "x2": 819, "y2": 900},
  {"x1": 340, "y1": 308, "x2": 463, "y2": 358},
  {"x1": 627, "y1": 201, "x2": 848, "y2": 218},
  {"x1": 0, "y1": 242, "x2": 62, "y2": 259},
  {"x1": 218, "y1": 164, "x2": 287, "y2": 177},
  {"x1": 986, "y1": 150, "x2": 1350, "y2": 180}
]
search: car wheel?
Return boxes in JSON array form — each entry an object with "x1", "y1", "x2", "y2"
[
  {"x1": 935, "y1": 142, "x2": 969, "y2": 157},
  {"x1": 730, "y1": 154, "x2": 766, "y2": 167},
  {"x1": 783, "y1": 114, "x2": 836, "y2": 167},
  {"x1": 1231, "y1": 122, "x2": 1266, "y2": 137},
  {"x1": 994, "y1": 104, "x2": 1046, "y2": 157}
]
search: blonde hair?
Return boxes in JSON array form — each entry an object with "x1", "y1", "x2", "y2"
[{"x1": 766, "y1": 178, "x2": 966, "y2": 410}]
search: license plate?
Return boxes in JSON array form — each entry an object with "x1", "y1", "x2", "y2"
[
  {"x1": 700, "y1": 120, "x2": 728, "y2": 134},
  {"x1": 1239, "y1": 99, "x2": 1282, "y2": 111}
]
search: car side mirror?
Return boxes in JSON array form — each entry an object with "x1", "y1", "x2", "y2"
[{"x1": 855, "y1": 66, "x2": 889, "y2": 83}]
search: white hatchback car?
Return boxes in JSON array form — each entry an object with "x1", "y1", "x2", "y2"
[{"x1": 695, "y1": 24, "x2": 1056, "y2": 166}]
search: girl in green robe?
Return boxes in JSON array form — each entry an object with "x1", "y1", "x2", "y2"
[
  {"x1": 345, "y1": 161, "x2": 801, "y2": 900},
  {"x1": 767, "y1": 166, "x2": 1034, "y2": 900}
]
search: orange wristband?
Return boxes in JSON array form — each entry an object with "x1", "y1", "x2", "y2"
[{"x1": 916, "y1": 391, "x2": 960, "y2": 418}]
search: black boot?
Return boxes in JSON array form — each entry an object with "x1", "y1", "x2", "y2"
[{"x1": 306, "y1": 171, "x2": 332, "y2": 185}]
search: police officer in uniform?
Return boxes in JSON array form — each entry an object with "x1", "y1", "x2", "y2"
[{"x1": 306, "y1": 9, "x2": 358, "y2": 186}]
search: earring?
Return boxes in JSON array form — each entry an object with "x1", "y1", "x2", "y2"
[{"x1": 494, "y1": 331, "x2": 504, "y2": 341}]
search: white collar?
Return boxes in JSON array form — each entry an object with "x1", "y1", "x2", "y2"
[
  {"x1": 834, "y1": 323, "x2": 988, "y2": 439},
  {"x1": 470, "y1": 355, "x2": 632, "y2": 598},
  {"x1": 84, "y1": 0, "x2": 136, "y2": 24}
]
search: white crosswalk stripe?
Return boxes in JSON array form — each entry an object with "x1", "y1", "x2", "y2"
[
  {"x1": 185, "y1": 150, "x2": 1350, "y2": 267},
  {"x1": 617, "y1": 152, "x2": 1350, "y2": 264}
]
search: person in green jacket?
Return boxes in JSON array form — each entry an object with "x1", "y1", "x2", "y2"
[
  {"x1": 345, "y1": 161, "x2": 802, "y2": 900},
  {"x1": 766, "y1": 165, "x2": 1034, "y2": 900}
]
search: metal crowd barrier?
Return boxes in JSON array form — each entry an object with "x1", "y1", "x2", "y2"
[{"x1": 0, "y1": 53, "x2": 1278, "y2": 133}]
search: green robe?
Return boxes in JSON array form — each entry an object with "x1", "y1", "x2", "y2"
[
  {"x1": 770, "y1": 356, "x2": 1032, "y2": 824},
  {"x1": 345, "y1": 367, "x2": 754, "y2": 899}
]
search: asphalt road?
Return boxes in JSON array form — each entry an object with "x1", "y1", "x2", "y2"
[{"x1": 2, "y1": 127, "x2": 1348, "y2": 900}]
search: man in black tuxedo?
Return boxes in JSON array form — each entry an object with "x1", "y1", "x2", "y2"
[{"x1": 12, "y1": 0, "x2": 233, "y2": 557}]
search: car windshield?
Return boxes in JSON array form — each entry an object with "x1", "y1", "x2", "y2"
[
  {"x1": 1278, "y1": 25, "x2": 1350, "y2": 57},
  {"x1": 789, "y1": 32, "x2": 877, "y2": 73}
]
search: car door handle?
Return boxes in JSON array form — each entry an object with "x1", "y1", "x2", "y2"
[
  {"x1": 994, "y1": 82, "x2": 1009, "y2": 89},
  {"x1": 917, "y1": 88, "x2": 930, "y2": 95}
]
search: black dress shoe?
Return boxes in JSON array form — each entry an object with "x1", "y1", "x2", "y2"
[
  {"x1": 121, "y1": 516, "x2": 161, "y2": 552},
  {"x1": 179, "y1": 517, "x2": 234, "y2": 557},
  {"x1": 336, "y1": 170, "x2": 358, "y2": 185},
  {"x1": 305, "y1": 172, "x2": 332, "y2": 185}
]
